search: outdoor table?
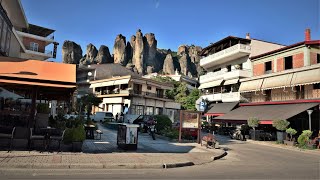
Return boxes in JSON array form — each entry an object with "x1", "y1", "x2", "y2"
[
  {"x1": 84, "y1": 124, "x2": 95, "y2": 139},
  {"x1": 40, "y1": 127, "x2": 56, "y2": 150}
]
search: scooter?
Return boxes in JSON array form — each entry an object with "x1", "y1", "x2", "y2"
[{"x1": 148, "y1": 125, "x2": 156, "y2": 140}]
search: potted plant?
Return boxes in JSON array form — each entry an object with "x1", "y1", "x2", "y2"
[
  {"x1": 297, "y1": 130, "x2": 313, "y2": 149},
  {"x1": 63, "y1": 126, "x2": 86, "y2": 152},
  {"x1": 272, "y1": 119, "x2": 290, "y2": 143},
  {"x1": 247, "y1": 117, "x2": 260, "y2": 140},
  {"x1": 284, "y1": 127, "x2": 297, "y2": 146}
]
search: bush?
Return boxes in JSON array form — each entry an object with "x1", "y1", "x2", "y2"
[
  {"x1": 272, "y1": 119, "x2": 290, "y2": 131},
  {"x1": 37, "y1": 103, "x2": 50, "y2": 113},
  {"x1": 286, "y1": 128, "x2": 297, "y2": 141},
  {"x1": 154, "y1": 115, "x2": 172, "y2": 133},
  {"x1": 63, "y1": 126, "x2": 86, "y2": 144},
  {"x1": 297, "y1": 130, "x2": 313, "y2": 148},
  {"x1": 160, "y1": 128, "x2": 179, "y2": 139}
]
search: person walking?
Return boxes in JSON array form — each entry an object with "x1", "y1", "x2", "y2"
[{"x1": 115, "y1": 113, "x2": 119, "y2": 122}]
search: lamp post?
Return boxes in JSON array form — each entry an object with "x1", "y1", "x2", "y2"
[{"x1": 307, "y1": 110, "x2": 313, "y2": 130}]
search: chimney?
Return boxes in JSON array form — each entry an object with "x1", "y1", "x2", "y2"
[
  {"x1": 245, "y1": 33, "x2": 250, "y2": 39},
  {"x1": 305, "y1": 28, "x2": 311, "y2": 41}
]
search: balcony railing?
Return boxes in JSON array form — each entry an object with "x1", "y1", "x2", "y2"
[
  {"x1": 305, "y1": 89, "x2": 320, "y2": 99},
  {"x1": 200, "y1": 43, "x2": 251, "y2": 68},
  {"x1": 201, "y1": 91, "x2": 242, "y2": 102},
  {"x1": 25, "y1": 46, "x2": 52, "y2": 56},
  {"x1": 131, "y1": 90, "x2": 171, "y2": 99},
  {"x1": 95, "y1": 89, "x2": 130, "y2": 96},
  {"x1": 200, "y1": 69, "x2": 251, "y2": 84}
]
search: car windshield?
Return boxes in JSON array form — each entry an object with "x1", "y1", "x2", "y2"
[{"x1": 105, "y1": 113, "x2": 113, "y2": 117}]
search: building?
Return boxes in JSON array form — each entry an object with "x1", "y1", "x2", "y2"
[
  {"x1": 215, "y1": 29, "x2": 319, "y2": 134},
  {"x1": 142, "y1": 70, "x2": 198, "y2": 90},
  {"x1": 80, "y1": 64, "x2": 181, "y2": 122},
  {"x1": 0, "y1": 0, "x2": 58, "y2": 60},
  {"x1": 196, "y1": 33, "x2": 285, "y2": 119}
]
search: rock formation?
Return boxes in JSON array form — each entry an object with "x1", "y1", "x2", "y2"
[
  {"x1": 62, "y1": 40, "x2": 83, "y2": 64},
  {"x1": 162, "y1": 50, "x2": 175, "y2": 75},
  {"x1": 113, "y1": 34, "x2": 127, "y2": 65},
  {"x1": 62, "y1": 29, "x2": 203, "y2": 77},
  {"x1": 96, "y1": 45, "x2": 112, "y2": 64},
  {"x1": 144, "y1": 33, "x2": 158, "y2": 71},
  {"x1": 179, "y1": 53, "x2": 191, "y2": 76},
  {"x1": 132, "y1": 29, "x2": 144, "y2": 74}
]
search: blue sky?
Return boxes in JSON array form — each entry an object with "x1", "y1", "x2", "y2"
[{"x1": 21, "y1": 0, "x2": 319, "y2": 62}]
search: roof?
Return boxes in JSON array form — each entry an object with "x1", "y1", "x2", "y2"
[
  {"x1": 205, "y1": 102, "x2": 238, "y2": 115},
  {"x1": 91, "y1": 64, "x2": 141, "y2": 80},
  {"x1": 23, "y1": 23, "x2": 55, "y2": 37},
  {"x1": 214, "y1": 103, "x2": 319, "y2": 121},
  {"x1": 0, "y1": 57, "x2": 76, "y2": 87},
  {"x1": 251, "y1": 40, "x2": 320, "y2": 60},
  {"x1": 199, "y1": 36, "x2": 251, "y2": 56}
]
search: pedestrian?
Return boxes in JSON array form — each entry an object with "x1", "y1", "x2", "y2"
[{"x1": 115, "y1": 113, "x2": 118, "y2": 122}]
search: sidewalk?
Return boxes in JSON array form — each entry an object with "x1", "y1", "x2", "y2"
[{"x1": 0, "y1": 124, "x2": 226, "y2": 169}]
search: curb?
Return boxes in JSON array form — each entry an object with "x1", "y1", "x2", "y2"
[
  {"x1": 212, "y1": 151, "x2": 228, "y2": 160},
  {"x1": 163, "y1": 162, "x2": 194, "y2": 169}
]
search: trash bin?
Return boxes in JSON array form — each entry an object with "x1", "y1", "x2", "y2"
[{"x1": 117, "y1": 123, "x2": 140, "y2": 150}]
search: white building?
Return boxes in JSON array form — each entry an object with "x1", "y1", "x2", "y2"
[
  {"x1": 0, "y1": 0, "x2": 58, "y2": 60},
  {"x1": 84, "y1": 64, "x2": 181, "y2": 122},
  {"x1": 196, "y1": 34, "x2": 285, "y2": 117}
]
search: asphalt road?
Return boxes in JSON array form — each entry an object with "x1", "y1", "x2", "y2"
[{"x1": 0, "y1": 138, "x2": 319, "y2": 180}]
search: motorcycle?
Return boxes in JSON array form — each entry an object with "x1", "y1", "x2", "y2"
[
  {"x1": 229, "y1": 129, "x2": 244, "y2": 140},
  {"x1": 148, "y1": 124, "x2": 156, "y2": 140}
]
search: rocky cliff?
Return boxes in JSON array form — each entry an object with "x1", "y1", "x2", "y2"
[{"x1": 62, "y1": 29, "x2": 203, "y2": 77}]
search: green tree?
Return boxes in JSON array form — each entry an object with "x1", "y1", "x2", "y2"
[
  {"x1": 151, "y1": 76, "x2": 199, "y2": 110},
  {"x1": 247, "y1": 117, "x2": 260, "y2": 140},
  {"x1": 272, "y1": 119, "x2": 290, "y2": 131},
  {"x1": 80, "y1": 93, "x2": 102, "y2": 120},
  {"x1": 286, "y1": 128, "x2": 297, "y2": 141}
]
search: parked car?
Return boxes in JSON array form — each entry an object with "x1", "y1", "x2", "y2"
[
  {"x1": 91, "y1": 112, "x2": 114, "y2": 122},
  {"x1": 64, "y1": 114, "x2": 78, "y2": 119}
]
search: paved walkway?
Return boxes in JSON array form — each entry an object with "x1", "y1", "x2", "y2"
[{"x1": 0, "y1": 124, "x2": 225, "y2": 169}]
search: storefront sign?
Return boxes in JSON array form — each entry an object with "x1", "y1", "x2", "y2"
[{"x1": 179, "y1": 110, "x2": 201, "y2": 144}]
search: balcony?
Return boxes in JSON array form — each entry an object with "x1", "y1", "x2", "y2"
[
  {"x1": 16, "y1": 30, "x2": 55, "y2": 46},
  {"x1": 199, "y1": 69, "x2": 252, "y2": 84},
  {"x1": 95, "y1": 89, "x2": 130, "y2": 97},
  {"x1": 200, "y1": 44, "x2": 251, "y2": 69},
  {"x1": 21, "y1": 45, "x2": 53, "y2": 60},
  {"x1": 201, "y1": 92, "x2": 243, "y2": 102},
  {"x1": 131, "y1": 90, "x2": 172, "y2": 100}
]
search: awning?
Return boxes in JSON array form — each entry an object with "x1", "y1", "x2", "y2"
[
  {"x1": 199, "y1": 79, "x2": 223, "y2": 89},
  {"x1": 261, "y1": 74, "x2": 293, "y2": 90},
  {"x1": 0, "y1": 79, "x2": 76, "y2": 88},
  {"x1": 224, "y1": 79, "x2": 239, "y2": 86},
  {"x1": 239, "y1": 79, "x2": 264, "y2": 93},
  {"x1": 113, "y1": 78, "x2": 130, "y2": 85},
  {"x1": 291, "y1": 68, "x2": 320, "y2": 86},
  {"x1": 205, "y1": 102, "x2": 238, "y2": 116},
  {"x1": 214, "y1": 103, "x2": 319, "y2": 122}
]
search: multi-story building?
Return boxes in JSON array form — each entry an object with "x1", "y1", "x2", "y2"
[
  {"x1": 142, "y1": 70, "x2": 198, "y2": 90},
  {"x1": 81, "y1": 64, "x2": 181, "y2": 122},
  {"x1": 0, "y1": 0, "x2": 58, "y2": 60},
  {"x1": 196, "y1": 33, "x2": 284, "y2": 118},
  {"x1": 215, "y1": 29, "x2": 319, "y2": 134}
]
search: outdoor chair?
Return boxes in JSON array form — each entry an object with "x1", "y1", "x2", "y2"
[
  {"x1": 0, "y1": 126, "x2": 15, "y2": 152},
  {"x1": 29, "y1": 128, "x2": 46, "y2": 151},
  {"x1": 49, "y1": 129, "x2": 65, "y2": 152}
]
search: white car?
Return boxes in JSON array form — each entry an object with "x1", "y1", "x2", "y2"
[
  {"x1": 64, "y1": 114, "x2": 78, "y2": 119},
  {"x1": 91, "y1": 112, "x2": 114, "y2": 122}
]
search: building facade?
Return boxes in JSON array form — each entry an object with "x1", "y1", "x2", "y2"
[
  {"x1": 0, "y1": 0, "x2": 58, "y2": 60},
  {"x1": 196, "y1": 34, "x2": 284, "y2": 117},
  {"x1": 78, "y1": 64, "x2": 181, "y2": 122},
  {"x1": 215, "y1": 29, "x2": 320, "y2": 135}
]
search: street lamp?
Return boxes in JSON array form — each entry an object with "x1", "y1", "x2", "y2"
[{"x1": 307, "y1": 110, "x2": 313, "y2": 130}]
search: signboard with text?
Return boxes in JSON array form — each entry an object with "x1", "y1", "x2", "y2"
[{"x1": 179, "y1": 110, "x2": 201, "y2": 143}]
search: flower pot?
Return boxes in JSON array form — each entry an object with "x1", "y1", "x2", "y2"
[
  {"x1": 72, "y1": 141, "x2": 83, "y2": 152},
  {"x1": 283, "y1": 140, "x2": 296, "y2": 146},
  {"x1": 276, "y1": 131, "x2": 286, "y2": 143}
]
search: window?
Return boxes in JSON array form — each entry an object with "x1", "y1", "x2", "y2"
[
  {"x1": 226, "y1": 65, "x2": 232, "y2": 72},
  {"x1": 317, "y1": 54, "x2": 320, "y2": 64},
  {"x1": 30, "y1": 42, "x2": 39, "y2": 52},
  {"x1": 284, "y1": 56, "x2": 293, "y2": 70},
  {"x1": 313, "y1": 83, "x2": 320, "y2": 89},
  {"x1": 136, "y1": 105, "x2": 144, "y2": 115},
  {"x1": 145, "y1": 107, "x2": 154, "y2": 115},
  {"x1": 265, "y1": 61, "x2": 272, "y2": 74},
  {"x1": 147, "y1": 86, "x2": 152, "y2": 90}
]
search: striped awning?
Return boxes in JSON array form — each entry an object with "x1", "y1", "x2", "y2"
[
  {"x1": 199, "y1": 79, "x2": 223, "y2": 89},
  {"x1": 261, "y1": 74, "x2": 293, "y2": 90},
  {"x1": 291, "y1": 68, "x2": 320, "y2": 86},
  {"x1": 239, "y1": 79, "x2": 264, "y2": 93},
  {"x1": 224, "y1": 79, "x2": 239, "y2": 85}
]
